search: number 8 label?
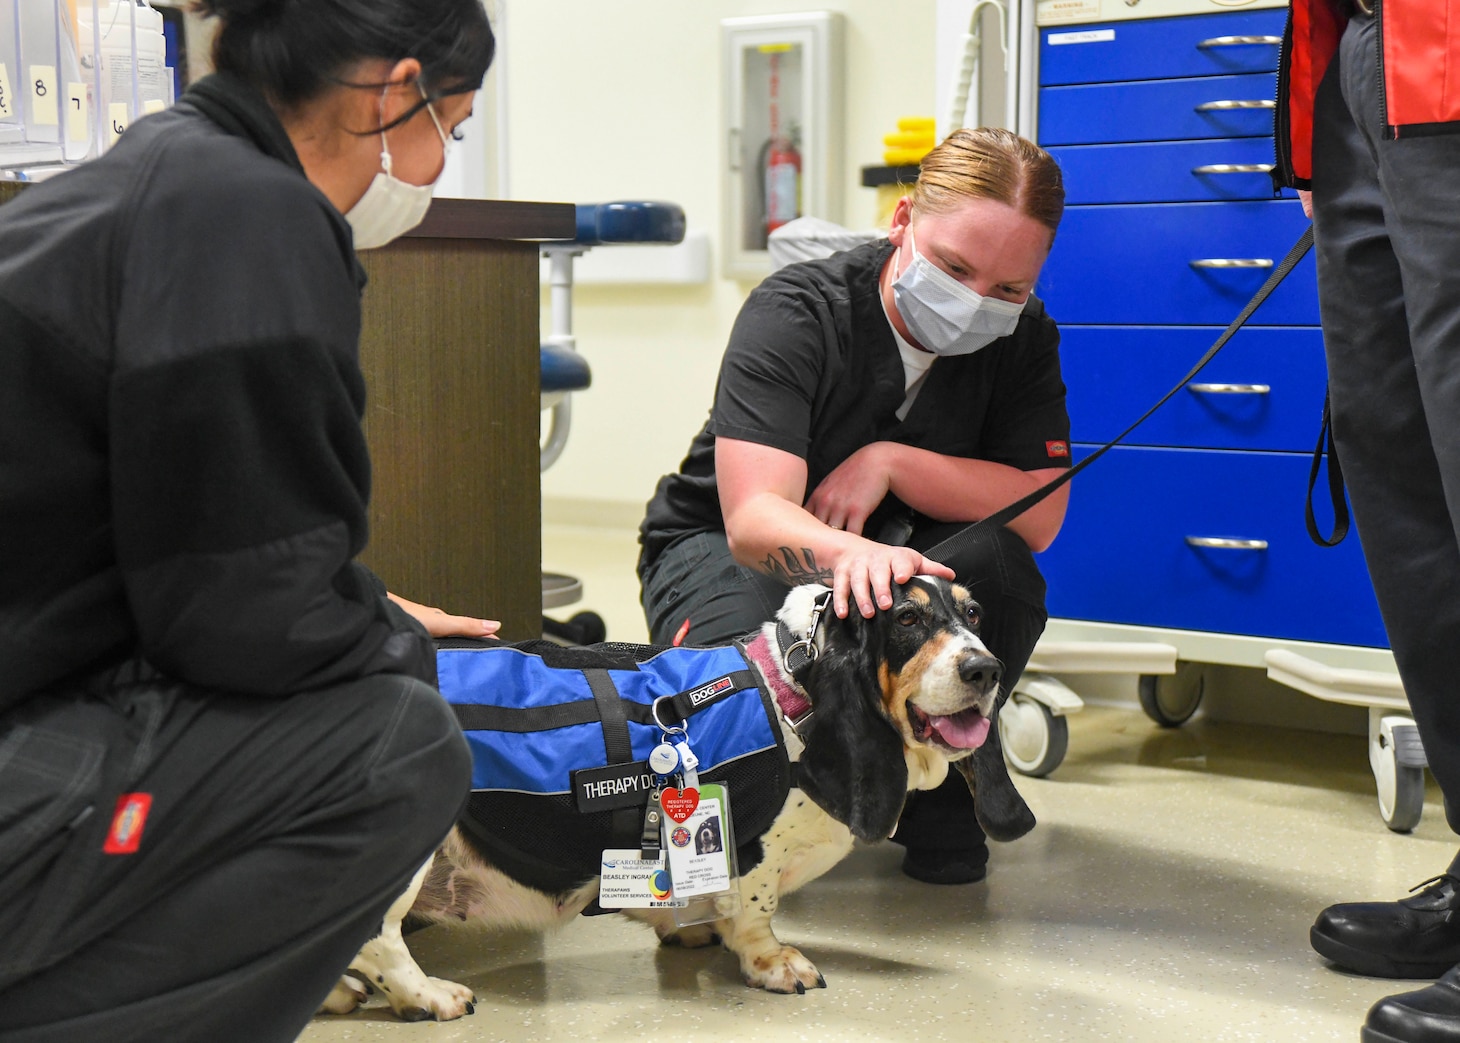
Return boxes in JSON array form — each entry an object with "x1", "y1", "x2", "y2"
[{"x1": 29, "y1": 65, "x2": 58, "y2": 126}]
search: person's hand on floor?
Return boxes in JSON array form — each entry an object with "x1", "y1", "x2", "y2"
[{"x1": 387, "y1": 592, "x2": 501, "y2": 639}]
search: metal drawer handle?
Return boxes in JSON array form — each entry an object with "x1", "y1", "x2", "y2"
[
  {"x1": 1197, "y1": 35, "x2": 1283, "y2": 48},
  {"x1": 1188, "y1": 382, "x2": 1271, "y2": 394},
  {"x1": 1190, "y1": 258, "x2": 1274, "y2": 269},
  {"x1": 1195, "y1": 99, "x2": 1277, "y2": 111},
  {"x1": 1186, "y1": 536, "x2": 1269, "y2": 550},
  {"x1": 1192, "y1": 163, "x2": 1275, "y2": 174}
]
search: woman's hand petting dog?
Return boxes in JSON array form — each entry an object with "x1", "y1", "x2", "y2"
[{"x1": 387, "y1": 591, "x2": 500, "y2": 640}]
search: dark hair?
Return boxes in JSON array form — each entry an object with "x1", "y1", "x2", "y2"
[{"x1": 193, "y1": 0, "x2": 495, "y2": 114}]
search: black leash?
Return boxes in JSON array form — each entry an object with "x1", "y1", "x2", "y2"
[
  {"x1": 924, "y1": 225, "x2": 1317, "y2": 564},
  {"x1": 1305, "y1": 391, "x2": 1349, "y2": 545}
]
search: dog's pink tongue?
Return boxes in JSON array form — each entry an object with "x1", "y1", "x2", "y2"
[{"x1": 932, "y1": 712, "x2": 991, "y2": 749}]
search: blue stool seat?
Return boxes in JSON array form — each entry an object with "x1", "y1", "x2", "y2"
[
  {"x1": 573, "y1": 201, "x2": 686, "y2": 248},
  {"x1": 541, "y1": 343, "x2": 591, "y2": 394}
]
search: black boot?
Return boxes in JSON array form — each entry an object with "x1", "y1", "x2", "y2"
[
  {"x1": 900, "y1": 843, "x2": 989, "y2": 885},
  {"x1": 1364, "y1": 965, "x2": 1460, "y2": 1043},
  {"x1": 1313, "y1": 856, "x2": 1460, "y2": 978}
]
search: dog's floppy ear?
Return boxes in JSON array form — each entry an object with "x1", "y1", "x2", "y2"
[
  {"x1": 954, "y1": 711, "x2": 1036, "y2": 841},
  {"x1": 796, "y1": 610, "x2": 908, "y2": 842}
]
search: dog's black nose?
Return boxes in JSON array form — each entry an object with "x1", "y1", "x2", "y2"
[{"x1": 959, "y1": 654, "x2": 1003, "y2": 692}]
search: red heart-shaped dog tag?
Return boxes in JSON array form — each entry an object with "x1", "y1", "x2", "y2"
[{"x1": 661, "y1": 787, "x2": 700, "y2": 822}]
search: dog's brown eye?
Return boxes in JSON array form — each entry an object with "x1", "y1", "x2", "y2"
[
  {"x1": 896, "y1": 609, "x2": 919, "y2": 627},
  {"x1": 966, "y1": 607, "x2": 982, "y2": 629}
]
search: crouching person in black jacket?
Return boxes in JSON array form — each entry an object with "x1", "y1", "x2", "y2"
[{"x1": 0, "y1": 2, "x2": 495, "y2": 1040}]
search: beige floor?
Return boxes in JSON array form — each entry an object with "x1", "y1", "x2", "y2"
[{"x1": 297, "y1": 522, "x2": 1457, "y2": 1043}]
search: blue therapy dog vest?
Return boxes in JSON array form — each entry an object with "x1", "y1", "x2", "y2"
[{"x1": 437, "y1": 639, "x2": 791, "y2": 895}]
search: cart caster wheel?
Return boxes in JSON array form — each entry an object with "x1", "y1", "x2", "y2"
[
  {"x1": 1138, "y1": 662, "x2": 1204, "y2": 728},
  {"x1": 1371, "y1": 717, "x2": 1426, "y2": 833},
  {"x1": 1000, "y1": 692, "x2": 1069, "y2": 778}
]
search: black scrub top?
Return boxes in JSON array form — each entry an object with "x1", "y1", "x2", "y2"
[
  {"x1": 639, "y1": 240, "x2": 1072, "y2": 571},
  {"x1": 0, "y1": 72, "x2": 436, "y2": 711}
]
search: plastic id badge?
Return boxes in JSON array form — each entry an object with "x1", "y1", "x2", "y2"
[
  {"x1": 597, "y1": 850, "x2": 685, "y2": 910},
  {"x1": 663, "y1": 782, "x2": 742, "y2": 926}
]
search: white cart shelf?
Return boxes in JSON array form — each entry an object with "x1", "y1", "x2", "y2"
[{"x1": 1002, "y1": 620, "x2": 1426, "y2": 832}]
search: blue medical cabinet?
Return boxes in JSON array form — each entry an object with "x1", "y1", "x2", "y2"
[
  {"x1": 1030, "y1": 7, "x2": 1387, "y2": 650},
  {"x1": 1009, "y1": 4, "x2": 1428, "y2": 834}
]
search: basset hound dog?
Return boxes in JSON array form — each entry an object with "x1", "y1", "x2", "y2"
[{"x1": 321, "y1": 576, "x2": 1036, "y2": 1021}]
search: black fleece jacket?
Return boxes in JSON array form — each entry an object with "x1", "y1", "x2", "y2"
[{"x1": 0, "y1": 73, "x2": 435, "y2": 711}]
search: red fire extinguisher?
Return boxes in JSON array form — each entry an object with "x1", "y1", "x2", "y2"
[{"x1": 764, "y1": 50, "x2": 801, "y2": 235}]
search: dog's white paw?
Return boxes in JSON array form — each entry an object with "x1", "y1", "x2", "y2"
[
  {"x1": 319, "y1": 972, "x2": 370, "y2": 1015},
  {"x1": 742, "y1": 945, "x2": 827, "y2": 995},
  {"x1": 387, "y1": 976, "x2": 477, "y2": 1022}
]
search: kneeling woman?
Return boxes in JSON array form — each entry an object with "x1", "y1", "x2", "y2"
[
  {"x1": 0, "y1": 0, "x2": 492, "y2": 1037},
  {"x1": 638, "y1": 127, "x2": 1070, "y2": 885}
]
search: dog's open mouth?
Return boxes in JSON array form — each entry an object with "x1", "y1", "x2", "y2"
[{"x1": 907, "y1": 702, "x2": 991, "y2": 750}]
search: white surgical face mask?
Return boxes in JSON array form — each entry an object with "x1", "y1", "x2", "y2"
[
  {"x1": 345, "y1": 84, "x2": 452, "y2": 250},
  {"x1": 891, "y1": 226, "x2": 1026, "y2": 356}
]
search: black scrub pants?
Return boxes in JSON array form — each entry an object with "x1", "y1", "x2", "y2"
[
  {"x1": 640, "y1": 521, "x2": 1049, "y2": 858},
  {"x1": 1312, "y1": 11, "x2": 1460, "y2": 830},
  {"x1": 0, "y1": 668, "x2": 471, "y2": 1043}
]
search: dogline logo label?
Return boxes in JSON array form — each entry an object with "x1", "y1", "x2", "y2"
[{"x1": 686, "y1": 675, "x2": 735, "y2": 707}]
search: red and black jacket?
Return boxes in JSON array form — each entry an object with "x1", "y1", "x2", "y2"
[{"x1": 1275, "y1": 0, "x2": 1460, "y2": 190}]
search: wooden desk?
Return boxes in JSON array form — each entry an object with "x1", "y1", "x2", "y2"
[{"x1": 358, "y1": 199, "x2": 574, "y2": 641}]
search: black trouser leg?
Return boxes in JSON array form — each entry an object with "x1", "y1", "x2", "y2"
[
  {"x1": 640, "y1": 530, "x2": 788, "y2": 648},
  {"x1": 1312, "y1": 12, "x2": 1460, "y2": 831},
  {"x1": 0, "y1": 673, "x2": 471, "y2": 1043},
  {"x1": 891, "y1": 522, "x2": 1049, "y2": 853}
]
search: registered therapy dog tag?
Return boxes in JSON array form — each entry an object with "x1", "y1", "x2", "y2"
[{"x1": 661, "y1": 786, "x2": 699, "y2": 822}]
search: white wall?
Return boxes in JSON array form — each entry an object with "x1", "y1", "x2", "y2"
[{"x1": 501, "y1": 1, "x2": 938, "y2": 520}]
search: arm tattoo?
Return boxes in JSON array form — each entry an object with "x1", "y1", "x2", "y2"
[{"x1": 759, "y1": 546, "x2": 835, "y2": 586}]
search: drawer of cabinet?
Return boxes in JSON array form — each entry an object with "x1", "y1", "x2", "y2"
[
  {"x1": 1061, "y1": 326, "x2": 1327, "y2": 451},
  {"x1": 1049, "y1": 138, "x2": 1295, "y2": 204},
  {"x1": 1041, "y1": 9, "x2": 1286, "y2": 86},
  {"x1": 1037, "y1": 199, "x2": 1317, "y2": 326},
  {"x1": 1040, "y1": 73, "x2": 1278, "y2": 146},
  {"x1": 1036, "y1": 446, "x2": 1386, "y2": 647}
]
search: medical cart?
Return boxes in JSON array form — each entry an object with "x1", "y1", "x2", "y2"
[{"x1": 958, "y1": 0, "x2": 1425, "y2": 832}]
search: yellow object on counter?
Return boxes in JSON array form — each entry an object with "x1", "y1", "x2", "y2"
[
  {"x1": 883, "y1": 146, "x2": 932, "y2": 167},
  {"x1": 881, "y1": 115, "x2": 937, "y2": 166},
  {"x1": 897, "y1": 116, "x2": 937, "y2": 134},
  {"x1": 883, "y1": 130, "x2": 934, "y2": 150}
]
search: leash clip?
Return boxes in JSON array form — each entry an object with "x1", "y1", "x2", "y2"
[{"x1": 782, "y1": 591, "x2": 832, "y2": 673}]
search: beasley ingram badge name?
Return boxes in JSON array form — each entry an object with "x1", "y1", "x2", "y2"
[{"x1": 597, "y1": 849, "x2": 682, "y2": 909}]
